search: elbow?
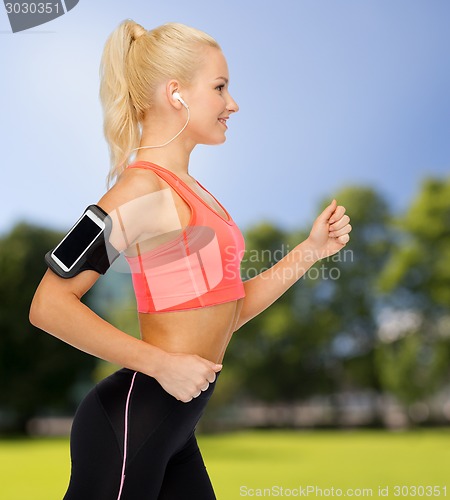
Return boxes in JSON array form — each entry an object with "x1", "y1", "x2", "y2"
[
  {"x1": 29, "y1": 283, "x2": 60, "y2": 332},
  {"x1": 232, "y1": 297, "x2": 251, "y2": 332},
  {"x1": 233, "y1": 310, "x2": 251, "y2": 332},
  {"x1": 29, "y1": 271, "x2": 83, "y2": 333},
  {"x1": 30, "y1": 281, "x2": 79, "y2": 334},
  {"x1": 29, "y1": 289, "x2": 48, "y2": 330},
  {"x1": 233, "y1": 317, "x2": 248, "y2": 332}
]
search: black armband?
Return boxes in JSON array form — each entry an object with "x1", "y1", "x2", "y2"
[{"x1": 45, "y1": 205, "x2": 120, "y2": 279}]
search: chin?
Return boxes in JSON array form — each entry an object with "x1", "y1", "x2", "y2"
[{"x1": 201, "y1": 135, "x2": 227, "y2": 146}]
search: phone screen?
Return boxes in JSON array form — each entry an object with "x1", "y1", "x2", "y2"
[{"x1": 53, "y1": 214, "x2": 104, "y2": 269}]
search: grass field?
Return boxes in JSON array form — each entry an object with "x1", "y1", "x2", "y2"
[{"x1": 0, "y1": 429, "x2": 449, "y2": 499}]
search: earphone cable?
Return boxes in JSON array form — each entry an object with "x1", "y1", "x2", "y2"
[{"x1": 131, "y1": 106, "x2": 190, "y2": 152}]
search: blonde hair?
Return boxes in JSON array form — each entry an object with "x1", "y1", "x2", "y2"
[{"x1": 99, "y1": 19, "x2": 220, "y2": 185}]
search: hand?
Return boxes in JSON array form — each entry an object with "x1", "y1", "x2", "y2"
[
  {"x1": 154, "y1": 352, "x2": 222, "y2": 403},
  {"x1": 306, "y1": 199, "x2": 352, "y2": 260}
]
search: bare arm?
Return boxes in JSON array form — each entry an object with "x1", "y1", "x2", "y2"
[
  {"x1": 29, "y1": 269, "x2": 167, "y2": 375},
  {"x1": 29, "y1": 169, "x2": 221, "y2": 402},
  {"x1": 234, "y1": 200, "x2": 352, "y2": 330}
]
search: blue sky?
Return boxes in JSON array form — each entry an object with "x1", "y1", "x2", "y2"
[{"x1": 1, "y1": 0, "x2": 449, "y2": 236}]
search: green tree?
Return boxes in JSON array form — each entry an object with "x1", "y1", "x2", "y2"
[
  {"x1": 318, "y1": 186, "x2": 392, "y2": 395},
  {"x1": 225, "y1": 186, "x2": 393, "y2": 413},
  {"x1": 375, "y1": 177, "x2": 450, "y2": 411},
  {"x1": 228, "y1": 221, "x2": 336, "y2": 401},
  {"x1": 0, "y1": 223, "x2": 96, "y2": 433}
]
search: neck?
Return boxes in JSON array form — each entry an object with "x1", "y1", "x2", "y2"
[
  {"x1": 133, "y1": 115, "x2": 197, "y2": 177},
  {"x1": 134, "y1": 137, "x2": 197, "y2": 177}
]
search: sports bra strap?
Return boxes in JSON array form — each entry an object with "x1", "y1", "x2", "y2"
[{"x1": 127, "y1": 162, "x2": 184, "y2": 192}]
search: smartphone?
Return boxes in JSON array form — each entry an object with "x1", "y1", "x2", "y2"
[{"x1": 51, "y1": 209, "x2": 106, "y2": 273}]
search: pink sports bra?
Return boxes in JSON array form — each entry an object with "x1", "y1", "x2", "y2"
[{"x1": 124, "y1": 161, "x2": 246, "y2": 313}]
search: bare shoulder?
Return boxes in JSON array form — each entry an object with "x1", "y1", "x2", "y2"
[
  {"x1": 97, "y1": 167, "x2": 162, "y2": 214},
  {"x1": 96, "y1": 166, "x2": 180, "y2": 252}
]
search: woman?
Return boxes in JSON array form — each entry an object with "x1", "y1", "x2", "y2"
[{"x1": 30, "y1": 19, "x2": 351, "y2": 500}]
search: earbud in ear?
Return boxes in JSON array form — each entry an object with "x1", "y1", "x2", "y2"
[{"x1": 172, "y1": 91, "x2": 188, "y2": 109}]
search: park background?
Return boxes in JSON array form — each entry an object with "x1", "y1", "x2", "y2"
[{"x1": 1, "y1": 0, "x2": 449, "y2": 498}]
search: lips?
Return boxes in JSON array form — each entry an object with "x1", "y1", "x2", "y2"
[{"x1": 218, "y1": 117, "x2": 228, "y2": 128}]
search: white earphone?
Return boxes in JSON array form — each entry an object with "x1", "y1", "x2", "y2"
[
  {"x1": 172, "y1": 91, "x2": 188, "y2": 109},
  {"x1": 130, "y1": 91, "x2": 190, "y2": 152}
]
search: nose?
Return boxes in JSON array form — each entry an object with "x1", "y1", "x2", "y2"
[{"x1": 226, "y1": 93, "x2": 239, "y2": 114}]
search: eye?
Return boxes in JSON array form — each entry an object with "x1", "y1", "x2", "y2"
[{"x1": 215, "y1": 84, "x2": 225, "y2": 92}]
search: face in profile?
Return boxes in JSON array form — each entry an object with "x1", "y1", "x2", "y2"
[{"x1": 183, "y1": 46, "x2": 240, "y2": 146}]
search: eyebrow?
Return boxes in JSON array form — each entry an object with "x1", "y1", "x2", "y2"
[{"x1": 215, "y1": 76, "x2": 229, "y2": 84}]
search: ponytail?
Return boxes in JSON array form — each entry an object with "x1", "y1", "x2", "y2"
[
  {"x1": 99, "y1": 19, "x2": 146, "y2": 186},
  {"x1": 99, "y1": 19, "x2": 220, "y2": 186}
]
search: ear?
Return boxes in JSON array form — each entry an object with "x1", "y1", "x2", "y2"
[{"x1": 166, "y1": 80, "x2": 183, "y2": 110}]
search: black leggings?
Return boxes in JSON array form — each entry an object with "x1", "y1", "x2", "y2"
[{"x1": 63, "y1": 368, "x2": 218, "y2": 499}]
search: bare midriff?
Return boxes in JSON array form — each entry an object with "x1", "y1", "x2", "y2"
[{"x1": 139, "y1": 298, "x2": 244, "y2": 364}]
